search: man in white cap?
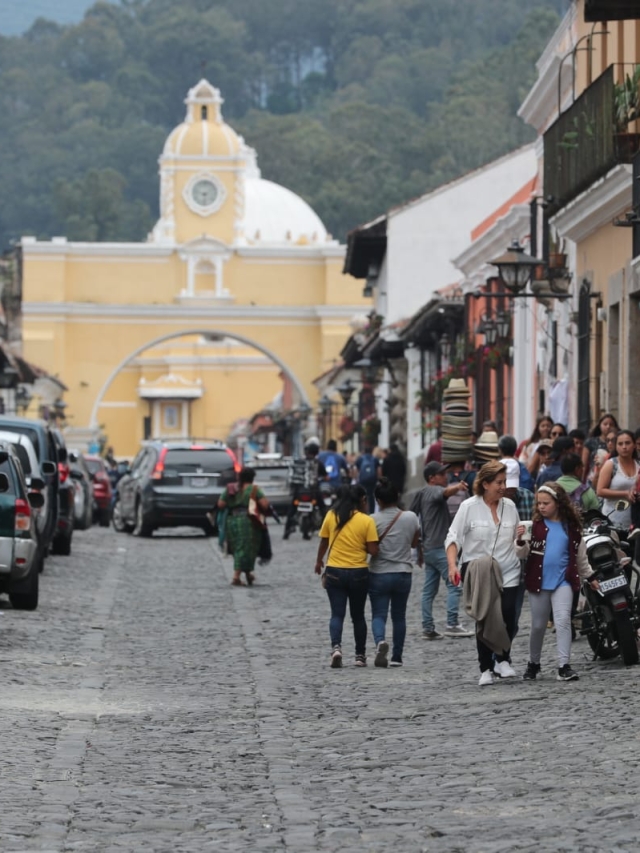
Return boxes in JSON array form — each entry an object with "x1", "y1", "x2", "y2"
[{"x1": 416, "y1": 462, "x2": 474, "y2": 640}]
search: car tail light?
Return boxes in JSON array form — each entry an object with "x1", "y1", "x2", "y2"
[
  {"x1": 15, "y1": 498, "x2": 31, "y2": 532},
  {"x1": 58, "y1": 462, "x2": 70, "y2": 484},
  {"x1": 226, "y1": 448, "x2": 241, "y2": 474},
  {"x1": 151, "y1": 447, "x2": 168, "y2": 480}
]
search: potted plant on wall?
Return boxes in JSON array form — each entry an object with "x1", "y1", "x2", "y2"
[
  {"x1": 614, "y1": 64, "x2": 640, "y2": 160},
  {"x1": 548, "y1": 230, "x2": 567, "y2": 271}
]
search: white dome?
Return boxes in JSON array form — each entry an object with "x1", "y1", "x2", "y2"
[{"x1": 243, "y1": 177, "x2": 328, "y2": 245}]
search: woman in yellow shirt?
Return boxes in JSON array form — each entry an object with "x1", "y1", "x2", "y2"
[{"x1": 315, "y1": 485, "x2": 379, "y2": 668}]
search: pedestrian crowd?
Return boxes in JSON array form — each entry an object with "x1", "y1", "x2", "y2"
[{"x1": 310, "y1": 411, "x2": 640, "y2": 685}]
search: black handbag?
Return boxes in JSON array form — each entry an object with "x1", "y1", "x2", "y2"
[{"x1": 258, "y1": 525, "x2": 272, "y2": 564}]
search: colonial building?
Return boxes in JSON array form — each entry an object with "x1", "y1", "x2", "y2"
[
  {"x1": 522, "y1": 0, "x2": 640, "y2": 429},
  {"x1": 21, "y1": 80, "x2": 367, "y2": 456}
]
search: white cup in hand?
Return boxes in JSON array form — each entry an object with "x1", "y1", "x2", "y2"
[{"x1": 520, "y1": 520, "x2": 533, "y2": 542}]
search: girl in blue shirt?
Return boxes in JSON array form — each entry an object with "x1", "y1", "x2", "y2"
[{"x1": 517, "y1": 483, "x2": 594, "y2": 682}]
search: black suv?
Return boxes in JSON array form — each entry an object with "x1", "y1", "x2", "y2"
[{"x1": 112, "y1": 440, "x2": 239, "y2": 536}]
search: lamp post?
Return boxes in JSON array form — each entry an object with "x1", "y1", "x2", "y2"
[{"x1": 319, "y1": 394, "x2": 336, "y2": 446}]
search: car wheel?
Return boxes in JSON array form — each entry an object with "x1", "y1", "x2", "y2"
[
  {"x1": 51, "y1": 528, "x2": 72, "y2": 556},
  {"x1": 9, "y1": 560, "x2": 39, "y2": 611},
  {"x1": 112, "y1": 498, "x2": 133, "y2": 533},
  {"x1": 132, "y1": 501, "x2": 153, "y2": 537},
  {"x1": 98, "y1": 506, "x2": 111, "y2": 528}
]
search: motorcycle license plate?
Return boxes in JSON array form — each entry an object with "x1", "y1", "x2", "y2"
[
  {"x1": 297, "y1": 502, "x2": 314, "y2": 512},
  {"x1": 599, "y1": 575, "x2": 628, "y2": 593},
  {"x1": 191, "y1": 477, "x2": 208, "y2": 488}
]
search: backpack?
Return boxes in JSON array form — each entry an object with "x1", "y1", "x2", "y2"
[
  {"x1": 569, "y1": 481, "x2": 590, "y2": 507},
  {"x1": 323, "y1": 452, "x2": 342, "y2": 481},
  {"x1": 358, "y1": 453, "x2": 377, "y2": 485}
]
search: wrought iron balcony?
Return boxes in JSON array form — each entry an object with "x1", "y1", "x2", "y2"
[{"x1": 544, "y1": 65, "x2": 640, "y2": 216}]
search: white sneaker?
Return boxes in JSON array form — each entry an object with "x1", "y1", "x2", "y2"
[
  {"x1": 478, "y1": 669, "x2": 495, "y2": 686},
  {"x1": 494, "y1": 660, "x2": 517, "y2": 679}
]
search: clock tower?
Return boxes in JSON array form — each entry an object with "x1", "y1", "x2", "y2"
[{"x1": 153, "y1": 79, "x2": 247, "y2": 247}]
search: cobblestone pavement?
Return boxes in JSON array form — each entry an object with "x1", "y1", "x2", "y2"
[{"x1": 0, "y1": 522, "x2": 639, "y2": 852}]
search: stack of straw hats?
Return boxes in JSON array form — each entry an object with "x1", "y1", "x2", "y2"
[
  {"x1": 474, "y1": 428, "x2": 500, "y2": 463},
  {"x1": 440, "y1": 379, "x2": 473, "y2": 463}
]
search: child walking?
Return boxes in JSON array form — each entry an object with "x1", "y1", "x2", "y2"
[{"x1": 516, "y1": 482, "x2": 597, "y2": 682}]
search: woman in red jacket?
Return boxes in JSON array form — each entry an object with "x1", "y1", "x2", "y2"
[{"x1": 516, "y1": 483, "x2": 597, "y2": 682}]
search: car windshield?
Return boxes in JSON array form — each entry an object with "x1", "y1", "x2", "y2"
[
  {"x1": 164, "y1": 449, "x2": 233, "y2": 474},
  {"x1": 85, "y1": 459, "x2": 104, "y2": 476}
]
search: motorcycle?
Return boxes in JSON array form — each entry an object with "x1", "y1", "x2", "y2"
[
  {"x1": 578, "y1": 504, "x2": 640, "y2": 666},
  {"x1": 283, "y1": 489, "x2": 323, "y2": 540}
]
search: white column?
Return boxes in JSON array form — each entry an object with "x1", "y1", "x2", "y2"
[
  {"x1": 187, "y1": 258, "x2": 195, "y2": 297},
  {"x1": 181, "y1": 401, "x2": 188, "y2": 438},
  {"x1": 215, "y1": 257, "x2": 224, "y2": 297},
  {"x1": 152, "y1": 401, "x2": 161, "y2": 439}
]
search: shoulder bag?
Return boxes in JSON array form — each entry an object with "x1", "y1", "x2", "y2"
[{"x1": 378, "y1": 509, "x2": 403, "y2": 543}]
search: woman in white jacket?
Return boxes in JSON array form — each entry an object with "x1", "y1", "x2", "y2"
[{"x1": 445, "y1": 460, "x2": 521, "y2": 686}]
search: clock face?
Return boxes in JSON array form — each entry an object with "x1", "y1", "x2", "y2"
[{"x1": 191, "y1": 179, "x2": 219, "y2": 207}]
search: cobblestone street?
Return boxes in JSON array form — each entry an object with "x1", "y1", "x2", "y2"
[{"x1": 0, "y1": 523, "x2": 639, "y2": 852}]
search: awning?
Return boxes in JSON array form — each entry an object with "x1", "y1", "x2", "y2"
[
  {"x1": 401, "y1": 297, "x2": 465, "y2": 347},
  {"x1": 343, "y1": 214, "x2": 387, "y2": 278}
]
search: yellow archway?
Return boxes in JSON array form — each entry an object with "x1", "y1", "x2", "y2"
[{"x1": 90, "y1": 328, "x2": 310, "y2": 428}]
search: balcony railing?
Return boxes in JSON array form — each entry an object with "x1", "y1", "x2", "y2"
[
  {"x1": 544, "y1": 66, "x2": 614, "y2": 216},
  {"x1": 544, "y1": 65, "x2": 640, "y2": 216}
]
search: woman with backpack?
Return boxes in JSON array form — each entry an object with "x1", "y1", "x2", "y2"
[{"x1": 314, "y1": 485, "x2": 379, "y2": 667}]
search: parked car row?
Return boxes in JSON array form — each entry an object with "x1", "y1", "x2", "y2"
[{"x1": 0, "y1": 416, "x2": 117, "y2": 612}]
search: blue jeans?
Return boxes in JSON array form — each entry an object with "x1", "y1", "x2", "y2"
[
  {"x1": 422, "y1": 547, "x2": 461, "y2": 631},
  {"x1": 368, "y1": 571, "x2": 412, "y2": 661},
  {"x1": 324, "y1": 567, "x2": 369, "y2": 655}
]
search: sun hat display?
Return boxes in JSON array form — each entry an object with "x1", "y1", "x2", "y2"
[
  {"x1": 474, "y1": 429, "x2": 500, "y2": 462},
  {"x1": 440, "y1": 378, "x2": 473, "y2": 463}
]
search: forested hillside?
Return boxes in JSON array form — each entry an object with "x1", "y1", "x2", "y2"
[{"x1": 0, "y1": 0, "x2": 567, "y2": 249}]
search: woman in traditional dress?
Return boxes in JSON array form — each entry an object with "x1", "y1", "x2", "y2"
[{"x1": 218, "y1": 467, "x2": 270, "y2": 587}]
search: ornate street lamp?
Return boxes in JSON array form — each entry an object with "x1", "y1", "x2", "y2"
[
  {"x1": 319, "y1": 394, "x2": 335, "y2": 414},
  {"x1": 495, "y1": 310, "x2": 511, "y2": 341},
  {"x1": 482, "y1": 317, "x2": 498, "y2": 347},
  {"x1": 438, "y1": 332, "x2": 452, "y2": 363},
  {"x1": 488, "y1": 240, "x2": 545, "y2": 294},
  {"x1": 337, "y1": 379, "x2": 355, "y2": 406}
]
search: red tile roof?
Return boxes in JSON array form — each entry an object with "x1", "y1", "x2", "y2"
[{"x1": 471, "y1": 176, "x2": 538, "y2": 242}]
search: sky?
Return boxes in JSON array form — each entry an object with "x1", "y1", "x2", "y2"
[{"x1": 1, "y1": 0, "x2": 99, "y2": 35}]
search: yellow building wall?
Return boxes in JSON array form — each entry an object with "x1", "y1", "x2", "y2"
[{"x1": 575, "y1": 6, "x2": 640, "y2": 95}]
